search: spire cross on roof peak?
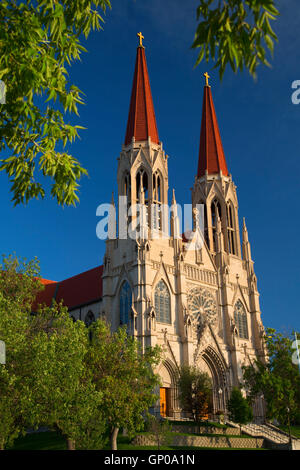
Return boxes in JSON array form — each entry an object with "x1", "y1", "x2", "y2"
[
  {"x1": 204, "y1": 72, "x2": 210, "y2": 87},
  {"x1": 137, "y1": 32, "x2": 144, "y2": 47}
]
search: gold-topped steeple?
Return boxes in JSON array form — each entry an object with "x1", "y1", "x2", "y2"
[
  {"x1": 137, "y1": 31, "x2": 144, "y2": 48},
  {"x1": 204, "y1": 72, "x2": 210, "y2": 87}
]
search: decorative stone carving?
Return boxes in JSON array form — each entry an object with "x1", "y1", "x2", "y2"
[
  {"x1": 221, "y1": 265, "x2": 229, "y2": 284},
  {"x1": 187, "y1": 286, "x2": 218, "y2": 336},
  {"x1": 147, "y1": 307, "x2": 156, "y2": 331},
  {"x1": 184, "y1": 311, "x2": 193, "y2": 339}
]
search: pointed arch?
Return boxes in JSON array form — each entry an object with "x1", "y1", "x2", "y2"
[
  {"x1": 158, "y1": 359, "x2": 178, "y2": 418},
  {"x1": 135, "y1": 167, "x2": 149, "y2": 202},
  {"x1": 211, "y1": 198, "x2": 222, "y2": 252},
  {"x1": 119, "y1": 280, "x2": 133, "y2": 327},
  {"x1": 234, "y1": 299, "x2": 249, "y2": 339},
  {"x1": 154, "y1": 279, "x2": 171, "y2": 324},
  {"x1": 226, "y1": 200, "x2": 237, "y2": 255},
  {"x1": 200, "y1": 345, "x2": 229, "y2": 413},
  {"x1": 152, "y1": 170, "x2": 163, "y2": 230}
]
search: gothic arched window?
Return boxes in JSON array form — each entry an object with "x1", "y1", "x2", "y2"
[
  {"x1": 120, "y1": 281, "x2": 132, "y2": 326},
  {"x1": 154, "y1": 280, "x2": 171, "y2": 324},
  {"x1": 136, "y1": 168, "x2": 148, "y2": 202},
  {"x1": 234, "y1": 300, "x2": 248, "y2": 339},
  {"x1": 153, "y1": 171, "x2": 162, "y2": 230},
  {"x1": 227, "y1": 202, "x2": 237, "y2": 255},
  {"x1": 211, "y1": 199, "x2": 222, "y2": 252},
  {"x1": 85, "y1": 311, "x2": 95, "y2": 327}
]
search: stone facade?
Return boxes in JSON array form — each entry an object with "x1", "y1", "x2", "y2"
[
  {"x1": 100, "y1": 41, "x2": 267, "y2": 420},
  {"x1": 102, "y1": 141, "x2": 266, "y2": 418}
]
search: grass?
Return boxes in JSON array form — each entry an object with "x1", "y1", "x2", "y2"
[
  {"x1": 279, "y1": 425, "x2": 300, "y2": 439},
  {"x1": 8, "y1": 431, "x2": 67, "y2": 450},
  {"x1": 7, "y1": 430, "x2": 267, "y2": 451}
]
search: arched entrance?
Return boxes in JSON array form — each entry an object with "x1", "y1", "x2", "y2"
[
  {"x1": 158, "y1": 360, "x2": 178, "y2": 418},
  {"x1": 197, "y1": 346, "x2": 229, "y2": 416}
]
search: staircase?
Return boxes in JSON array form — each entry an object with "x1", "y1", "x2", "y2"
[{"x1": 226, "y1": 420, "x2": 291, "y2": 445}]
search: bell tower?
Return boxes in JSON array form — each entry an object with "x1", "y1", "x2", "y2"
[
  {"x1": 192, "y1": 75, "x2": 265, "y2": 386},
  {"x1": 192, "y1": 78, "x2": 242, "y2": 259},
  {"x1": 117, "y1": 34, "x2": 169, "y2": 236}
]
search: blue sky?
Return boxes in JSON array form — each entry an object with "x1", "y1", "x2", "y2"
[{"x1": 1, "y1": 0, "x2": 299, "y2": 332}]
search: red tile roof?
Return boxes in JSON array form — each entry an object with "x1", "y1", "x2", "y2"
[
  {"x1": 197, "y1": 85, "x2": 229, "y2": 178},
  {"x1": 32, "y1": 279, "x2": 58, "y2": 312},
  {"x1": 125, "y1": 45, "x2": 159, "y2": 145},
  {"x1": 33, "y1": 266, "x2": 103, "y2": 312}
]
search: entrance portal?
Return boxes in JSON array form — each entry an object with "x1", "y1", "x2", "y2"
[{"x1": 160, "y1": 387, "x2": 170, "y2": 417}]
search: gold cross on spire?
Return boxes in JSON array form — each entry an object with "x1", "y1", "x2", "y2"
[
  {"x1": 137, "y1": 31, "x2": 144, "y2": 47},
  {"x1": 204, "y1": 72, "x2": 210, "y2": 87}
]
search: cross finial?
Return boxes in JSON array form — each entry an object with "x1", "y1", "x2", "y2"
[
  {"x1": 137, "y1": 32, "x2": 144, "y2": 47},
  {"x1": 204, "y1": 72, "x2": 210, "y2": 87}
]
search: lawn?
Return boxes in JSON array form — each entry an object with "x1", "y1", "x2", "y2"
[
  {"x1": 279, "y1": 425, "x2": 300, "y2": 439},
  {"x1": 8, "y1": 431, "x2": 67, "y2": 450},
  {"x1": 8, "y1": 432, "x2": 266, "y2": 451}
]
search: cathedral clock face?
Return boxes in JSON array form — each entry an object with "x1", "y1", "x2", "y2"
[{"x1": 187, "y1": 287, "x2": 217, "y2": 328}]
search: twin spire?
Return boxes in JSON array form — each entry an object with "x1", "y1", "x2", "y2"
[
  {"x1": 197, "y1": 82, "x2": 229, "y2": 177},
  {"x1": 124, "y1": 34, "x2": 229, "y2": 178},
  {"x1": 124, "y1": 33, "x2": 159, "y2": 146}
]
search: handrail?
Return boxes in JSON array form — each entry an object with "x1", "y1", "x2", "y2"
[{"x1": 225, "y1": 420, "x2": 289, "y2": 444}]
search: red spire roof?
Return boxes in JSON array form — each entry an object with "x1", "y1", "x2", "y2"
[
  {"x1": 197, "y1": 85, "x2": 229, "y2": 177},
  {"x1": 125, "y1": 45, "x2": 159, "y2": 145}
]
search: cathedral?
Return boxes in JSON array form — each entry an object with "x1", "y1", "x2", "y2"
[{"x1": 36, "y1": 34, "x2": 266, "y2": 420}]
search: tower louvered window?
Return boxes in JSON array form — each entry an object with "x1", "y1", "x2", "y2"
[
  {"x1": 155, "y1": 280, "x2": 171, "y2": 324},
  {"x1": 153, "y1": 171, "x2": 162, "y2": 230},
  {"x1": 234, "y1": 300, "x2": 248, "y2": 339},
  {"x1": 227, "y1": 203, "x2": 237, "y2": 255},
  {"x1": 211, "y1": 199, "x2": 222, "y2": 252},
  {"x1": 136, "y1": 168, "x2": 148, "y2": 202}
]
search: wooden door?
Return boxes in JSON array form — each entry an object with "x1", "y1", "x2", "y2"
[{"x1": 160, "y1": 387, "x2": 167, "y2": 417}]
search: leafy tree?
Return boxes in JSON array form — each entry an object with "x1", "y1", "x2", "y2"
[
  {"x1": 0, "y1": 254, "x2": 41, "y2": 311},
  {"x1": 146, "y1": 415, "x2": 172, "y2": 450},
  {"x1": 87, "y1": 320, "x2": 162, "y2": 450},
  {"x1": 0, "y1": 254, "x2": 107, "y2": 450},
  {"x1": 243, "y1": 328, "x2": 300, "y2": 426},
  {"x1": 28, "y1": 303, "x2": 106, "y2": 450},
  {"x1": 176, "y1": 365, "x2": 212, "y2": 421},
  {"x1": 0, "y1": 0, "x2": 111, "y2": 206},
  {"x1": 227, "y1": 386, "x2": 253, "y2": 433},
  {"x1": 0, "y1": 254, "x2": 43, "y2": 449},
  {"x1": 193, "y1": 0, "x2": 279, "y2": 79},
  {"x1": 0, "y1": 292, "x2": 30, "y2": 449}
]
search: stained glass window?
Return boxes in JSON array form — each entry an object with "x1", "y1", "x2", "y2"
[
  {"x1": 234, "y1": 300, "x2": 248, "y2": 339},
  {"x1": 187, "y1": 287, "x2": 217, "y2": 327},
  {"x1": 155, "y1": 280, "x2": 171, "y2": 324},
  {"x1": 120, "y1": 281, "x2": 132, "y2": 326}
]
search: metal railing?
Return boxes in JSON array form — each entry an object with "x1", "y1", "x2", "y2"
[{"x1": 226, "y1": 420, "x2": 290, "y2": 444}]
